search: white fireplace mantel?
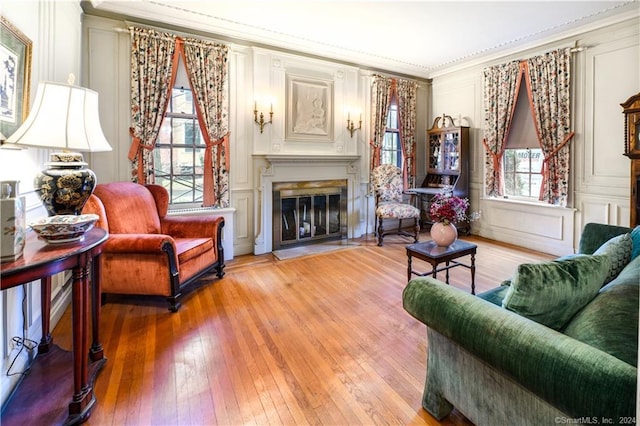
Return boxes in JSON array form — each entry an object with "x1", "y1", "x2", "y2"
[
  {"x1": 264, "y1": 154, "x2": 360, "y2": 164},
  {"x1": 253, "y1": 154, "x2": 361, "y2": 254}
]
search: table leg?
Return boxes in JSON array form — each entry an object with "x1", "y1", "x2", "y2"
[
  {"x1": 38, "y1": 276, "x2": 53, "y2": 354},
  {"x1": 407, "y1": 254, "x2": 412, "y2": 281},
  {"x1": 68, "y1": 258, "x2": 93, "y2": 417},
  {"x1": 431, "y1": 262, "x2": 437, "y2": 279},
  {"x1": 445, "y1": 261, "x2": 450, "y2": 284},
  {"x1": 90, "y1": 254, "x2": 104, "y2": 361},
  {"x1": 470, "y1": 252, "x2": 476, "y2": 295}
]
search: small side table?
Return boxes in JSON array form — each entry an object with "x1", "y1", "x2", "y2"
[
  {"x1": 406, "y1": 239, "x2": 477, "y2": 294},
  {"x1": 1, "y1": 227, "x2": 108, "y2": 425}
]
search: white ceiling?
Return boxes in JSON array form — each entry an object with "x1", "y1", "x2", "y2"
[{"x1": 88, "y1": 0, "x2": 640, "y2": 78}]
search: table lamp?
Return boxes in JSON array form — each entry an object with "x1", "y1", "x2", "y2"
[{"x1": 3, "y1": 78, "x2": 112, "y2": 216}]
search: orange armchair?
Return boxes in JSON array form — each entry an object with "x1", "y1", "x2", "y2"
[{"x1": 83, "y1": 182, "x2": 225, "y2": 312}]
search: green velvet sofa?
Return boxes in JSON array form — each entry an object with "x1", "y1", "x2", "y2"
[{"x1": 403, "y1": 223, "x2": 638, "y2": 425}]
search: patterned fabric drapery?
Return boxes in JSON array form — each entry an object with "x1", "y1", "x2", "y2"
[
  {"x1": 370, "y1": 74, "x2": 418, "y2": 190},
  {"x1": 128, "y1": 27, "x2": 178, "y2": 184},
  {"x1": 482, "y1": 60, "x2": 521, "y2": 197},
  {"x1": 181, "y1": 37, "x2": 230, "y2": 207},
  {"x1": 524, "y1": 48, "x2": 573, "y2": 206},
  {"x1": 370, "y1": 75, "x2": 393, "y2": 172},
  {"x1": 397, "y1": 79, "x2": 418, "y2": 188}
]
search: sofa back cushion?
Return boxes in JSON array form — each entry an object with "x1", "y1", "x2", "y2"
[
  {"x1": 94, "y1": 182, "x2": 161, "y2": 234},
  {"x1": 502, "y1": 255, "x2": 609, "y2": 330},
  {"x1": 578, "y1": 222, "x2": 631, "y2": 255},
  {"x1": 563, "y1": 255, "x2": 640, "y2": 366}
]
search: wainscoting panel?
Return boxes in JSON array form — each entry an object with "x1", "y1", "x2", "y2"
[
  {"x1": 477, "y1": 199, "x2": 575, "y2": 256},
  {"x1": 231, "y1": 190, "x2": 253, "y2": 256}
]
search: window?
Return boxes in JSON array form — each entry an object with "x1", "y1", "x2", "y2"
[
  {"x1": 380, "y1": 103, "x2": 402, "y2": 167},
  {"x1": 154, "y1": 87, "x2": 206, "y2": 206},
  {"x1": 502, "y1": 83, "x2": 543, "y2": 199},
  {"x1": 503, "y1": 148, "x2": 543, "y2": 198}
]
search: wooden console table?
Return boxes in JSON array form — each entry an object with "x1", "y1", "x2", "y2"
[{"x1": 1, "y1": 227, "x2": 108, "y2": 425}]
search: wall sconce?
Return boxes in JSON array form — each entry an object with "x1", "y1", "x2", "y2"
[
  {"x1": 346, "y1": 112, "x2": 362, "y2": 138},
  {"x1": 254, "y1": 101, "x2": 273, "y2": 134}
]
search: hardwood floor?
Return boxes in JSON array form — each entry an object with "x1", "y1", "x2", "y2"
[{"x1": 52, "y1": 233, "x2": 555, "y2": 426}]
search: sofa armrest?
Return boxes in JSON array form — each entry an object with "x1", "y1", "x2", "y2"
[{"x1": 403, "y1": 277, "x2": 637, "y2": 419}]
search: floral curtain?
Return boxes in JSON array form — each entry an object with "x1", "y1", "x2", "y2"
[
  {"x1": 524, "y1": 48, "x2": 573, "y2": 206},
  {"x1": 181, "y1": 37, "x2": 230, "y2": 207},
  {"x1": 128, "y1": 27, "x2": 178, "y2": 184},
  {"x1": 370, "y1": 74, "x2": 418, "y2": 190},
  {"x1": 482, "y1": 60, "x2": 521, "y2": 197},
  {"x1": 397, "y1": 79, "x2": 418, "y2": 188},
  {"x1": 370, "y1": 75, "x2": 393, "y2": 172}
]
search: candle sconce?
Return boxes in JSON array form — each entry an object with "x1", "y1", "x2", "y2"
[
  {"x1": 254, "y1": 102, "x2": 273, "y2": 134},
  {"x1": 346, "y1": 114, "x2": 362, "y2": 138}
]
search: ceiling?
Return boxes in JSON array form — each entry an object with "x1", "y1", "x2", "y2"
[{"x1": 87, "y1": 0, "x2": 640, "y2": 79}]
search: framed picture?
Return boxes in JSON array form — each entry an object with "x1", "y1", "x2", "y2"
[
  {"x1": 0, "y1": 16, "x2": 32, "y2": 138},
  {"x1": 285, "y1": 74, "x2": 333, "y2": 141}
]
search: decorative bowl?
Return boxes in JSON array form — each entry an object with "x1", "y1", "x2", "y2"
[{"x1": 28, "y1": 214, "x2": 99, "y2": 244}]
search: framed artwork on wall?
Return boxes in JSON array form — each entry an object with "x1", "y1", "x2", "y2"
[
  {"x1": 0, "y1": 16, "x2": 32, "y2": 139},
  {"x1": 285, "y1": 74, "x2": 334, "y2": 142}
]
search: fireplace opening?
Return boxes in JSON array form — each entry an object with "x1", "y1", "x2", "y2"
[{"x1": 273, "y1": 180, "x2": 347, "y2": 250}]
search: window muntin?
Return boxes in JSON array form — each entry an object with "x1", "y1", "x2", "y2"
[
  {"x1": 503, "y1": 148, "x2": 543, "y2": 198},
  {"x1": 380, "y1": 103, "x2": 402, "y2": 167},
  {"x1": 154, "y1": 87, "x2": 206, "y2": 206}
]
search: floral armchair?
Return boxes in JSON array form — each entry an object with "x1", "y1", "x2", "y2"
[
  {"x1": 82, "y1": 182, "x2": 225, "y2": 312},
  {"x1": 371, "y1": 164, "x2": 420, "y2": 246}
]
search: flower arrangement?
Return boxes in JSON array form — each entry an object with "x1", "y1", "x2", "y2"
[{"x1": 429, "y1": 190, "x2": 480, "y2": 225}]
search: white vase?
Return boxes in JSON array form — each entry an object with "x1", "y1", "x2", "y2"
[{"x1": 431, "y1": 221, "x2": 458, "y2": 247}]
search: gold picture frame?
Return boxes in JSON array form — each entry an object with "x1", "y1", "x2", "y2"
[{"x1": 1, "y1": 16, "x2": 32, "y2": 138}]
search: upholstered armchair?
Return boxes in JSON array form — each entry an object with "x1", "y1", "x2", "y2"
[
  {"x1": 82, "y1": 182, "x2": 225, "y2": 312},
  {"x1": 371, "y1": 164, "x2": 420, "y2": 246}
]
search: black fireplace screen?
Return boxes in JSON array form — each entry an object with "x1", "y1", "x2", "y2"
[{"x1": 273, "y1": 180, "x2": 347, "y2": 250}]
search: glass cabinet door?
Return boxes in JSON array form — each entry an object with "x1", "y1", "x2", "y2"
[
  {"x1": 429, "y1": 134, "x2": 441, "y2": 169},
  {"x1": 443, "y1": 132, "x2": 460, "y2": 171}
]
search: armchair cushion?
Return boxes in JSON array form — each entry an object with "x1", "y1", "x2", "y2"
[
  {"x1": 376, "y1": 201, "x2": 420, "y2": 219},
  {"x1": 176, "y1": 238, "x2": 213, "y2": 264}
]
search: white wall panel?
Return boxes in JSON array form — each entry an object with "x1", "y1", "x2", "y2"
[{"x1": 584, "y1": 37, "x2": 639, "y2": 190}]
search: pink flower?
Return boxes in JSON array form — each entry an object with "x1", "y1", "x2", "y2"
[{"x1": 429, "y1": 191, "x2": 478, "y2": 225}]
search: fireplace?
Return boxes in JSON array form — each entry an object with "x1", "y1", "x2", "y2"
[
  {"x1": 273, "y1": 180, "x2": 347, "y2": 250},
  {"x1": 253, "y1": 155, "x2": 360, "y2": 255}
]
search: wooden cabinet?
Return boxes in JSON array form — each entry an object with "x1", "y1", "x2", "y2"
[
  {"x1": 413, "y1": 114, "x2": 470, "y2": 232},
  {"x1": 622, "y1": 92, "x2": 640, "y2": 227}
]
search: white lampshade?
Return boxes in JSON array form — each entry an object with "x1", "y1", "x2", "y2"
[{"x1": 5, "y1": 81, "x2": 112, "y2": 152}]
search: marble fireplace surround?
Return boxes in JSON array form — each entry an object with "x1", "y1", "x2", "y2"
[{"x1": 254, "y1": 155, "x2": 360, "y2": 255}]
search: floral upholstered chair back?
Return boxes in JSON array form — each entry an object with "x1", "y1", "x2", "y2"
[{"x1": 372, "y1": 164, "x2": 404, "y2": 203}]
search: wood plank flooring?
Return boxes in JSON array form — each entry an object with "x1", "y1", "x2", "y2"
[{"x1": 52, "y1": 234, "x2": 555, "y2": 426}]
